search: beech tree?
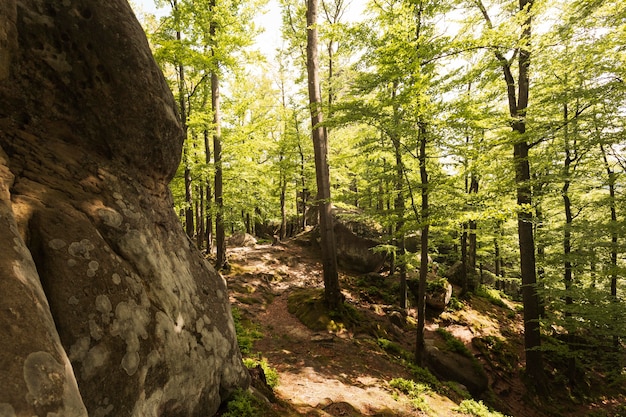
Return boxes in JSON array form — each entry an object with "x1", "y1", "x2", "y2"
[{"x1": 306, "y1": 0, "x2": 342, "y2": 309}]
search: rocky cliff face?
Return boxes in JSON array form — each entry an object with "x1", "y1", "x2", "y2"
[{"x1": 0, "y1": 1, "x2": 249, "y2": 416}]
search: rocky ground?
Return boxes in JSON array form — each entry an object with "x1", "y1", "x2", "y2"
[{"x1": 222, "y1": 238, "x2": 625, "y2": 417}]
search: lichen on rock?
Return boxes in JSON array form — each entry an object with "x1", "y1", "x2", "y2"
[{"x1": 0, "y1": 0, "x2": 249, "y2": 415}]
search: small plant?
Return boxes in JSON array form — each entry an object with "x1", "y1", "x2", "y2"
[
  {"x1": 389, "y1": 378, "x2": 431, "y2": 412},
  {"x1": 447, "y1": 296, "x2": 464, "y2": 311},
  {"x1": 377, "y1": 338, "x2": 404, "y2": 357},
  {"x1": 221, "y1": 389, "x2": 259, "y2": 417},
  {"x1": 455, "y1": 399, "x2": 511, "y2": 417},
  {"x1": 474, "y1": 285, "x2": 508, "y2": 309},
  {"x1": 408, "y1": 364, "x2": 441, "y2": 390},
  {"x1": 232, "y1": 307, "x2": 262, "y2": 355},
  {"x1": 436, "y1": 328, "x2": 472, "y2": 358},
  {"x1": 243, "y1": 357, "x2": 279, "y2": 388}
]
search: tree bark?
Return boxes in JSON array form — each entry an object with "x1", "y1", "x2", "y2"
[
  {"x1": 306, "y1": 0, "x2": 341, "y2": 309},
  {"x1": 477, "y1": 0, "x2": 545, "y2": 385},
  {"x1": 415, "y1": 123, "x2": 429, "y2": 366},
  {"x1": 468, "y1": 175, "x2": 479, "y2": 270},
  {"x1": 601, "y1": 144, "x2": 619, "y2": 348},
  {"x1": 204, "y1": 128, "x2": 213, "y2": 253},
  {"x1": 391, "y1": 85, "x2": 407, "y2": 309},
  {"x1": 212, "y1": 68, "x2": 226, "y2": 270},
  {"x1": 173, "y1": 0, "x2": 194, "y2": 240}
]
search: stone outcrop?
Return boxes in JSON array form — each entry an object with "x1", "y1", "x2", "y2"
[
  {"x1": 0, "y1": 1, "x2": 249, "y2": 416},
  {"x1": 333, "y1": 222, "x2": 386, "y2": 273},
  {"x1": 425, "y1": 344, "x2": 488, "y2": 397}
]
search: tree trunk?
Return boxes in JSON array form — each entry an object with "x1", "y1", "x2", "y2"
[
  {"x1": 461, "y1": 224, "x2": 469, "y2": 293},
  {"x1": 280, "y1": 171, "x2": 287, "y2": 240},
  {"x1": 494, "y1": 225, "x2": 501, "y2": 277},
  {"x1": 196, "y1": 185, "x2": 204, "y2": 249},
  {"x1": 306, "y1": 0, "x2": 341, "y2": 309},
  {"x1": 561, "y1": 101, "x2": 576, "y2": 382},
  {"x1": 173, "y1": 1, "x2": 193, "y2": 241},
  {"x1": 183, "y1": 154, "x2": 194, "y2": 239},
  {"x1": 477, "y1": 0, "x2": 545, "y2": 385},
  {"x1": 468, "y1": 175, "x2": 479, "y2": 270},
  {"x1": 415, "y1": 123, "x2": 429, "y2": 366},
  {"x1": 204, "y1": 128, "x2": 213, "y2": 254},
  {"x1": 601, "y1": 144, "x2": 619, "y2": 348},
  {"x1": 212, "y1": 68, "x2": 226, "y2": 270}
]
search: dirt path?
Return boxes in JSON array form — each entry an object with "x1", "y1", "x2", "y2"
[
  {"x1": 254, "y1": 293, "x2": 419, "y2": 416},
  {"x1": 226, "y1": 242, "x2": 460, "y2": 416}
]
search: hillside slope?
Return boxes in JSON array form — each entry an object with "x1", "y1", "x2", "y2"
[{"x1": 223, "y1": 239, "x2": 624, "y2": 417}]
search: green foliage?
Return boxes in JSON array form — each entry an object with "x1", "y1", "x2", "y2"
[
  {"x1": 389, "y1": 378, "x2": 431, "y2": 412},
  {"x1": 243, "y1": 358, "x2": 279, "y2": 388},
  {"x1": 408, "y1": 365, "x2": 441, "y2": 390},
  {"x1": 232, "y1": 307, "x2": 262, "y2": 355},
  {"x1": 447, "y1": 296, "x2": 464, "y2": 311},
  {"x1": 221, "y1": 389, "x2": 259, "y2": 417},
  {"x1": 377, "y1": 338, "x2": 407, "y2": 358},
  {"x1": 474, "y1": 285, "x2": 509, "y2": 309},
  {"x1": 455, "y1": 399, "x2": 510, "y2": 417},
  {"x1": 138, "y1": 0, "x2": 626, "y2": 406},
  {"x1": 436, "y1": 328, "x2": 472, "y2": 358}
]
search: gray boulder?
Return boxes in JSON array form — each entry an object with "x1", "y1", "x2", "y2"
[
  {"x1": 0, "y1": 1, "x2": 249, "y2": 416},
  {"x1": 425, "y1": 345, "x2": 488, "y2": 396}
]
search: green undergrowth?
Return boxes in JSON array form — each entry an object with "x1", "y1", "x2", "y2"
[
  {"x1": 455, "y1": 399, "x2": 511, "y2": 417},
  {"x1": 474, "y1": 285, "x2": 509, "y2": 309},
  {"x1": 436, "y1": 328, "x2": 473, "y2": 358},
  {"x1": 243, "y1": 357, "x2": 280, "y2": 388},
  {"x1": 232, "y1": 307, "x2": 263, "y2": 355},
  {"x1": 220, "y1": 389, "x2": 260, "y2": 417},
  {"x1": 287, "y1": 288, "x2": 361, "y2": 332},
  {"x1": 376, "y1": 338, "x2": 442, "y2": 391},
  {"x1": 389, "y1": 377, "x2": 432, "y2": 413}
]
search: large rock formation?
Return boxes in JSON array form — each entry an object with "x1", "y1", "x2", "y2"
[{"x1": 0, "y1": 1, "x2": 249, "y2": 416}]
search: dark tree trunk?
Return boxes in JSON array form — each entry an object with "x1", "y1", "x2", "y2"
[
  {"x1": 468, "y1": 175, "x2": 479, "y2": 269},
  {"x1": 561, "y1": 101, "x2": 576, "y2": 382},
  {"x1": 173, "y1": 3, "x2": 194, "y2": 241},
  {"x1": 477, "y1": 0, "x2": 545, "y2": 385},
  {"x1": 415, "y1": 123, "x2": 429, "y2": 366},
  {"x1": 461, "y1": 224, "x2": 469, "y2": 294},
  {"x1": 212, "y1": 68, "x2": 226, "y2": 270},
  {"x1": 196, "y1": 185, "x2": 204, "y2": 249},
  {"x1": 306, "y1": 0, "x2": 341, "y2": 309},
  {"x1": 601, "y1": 144, "x2": 619, "y2": 348},
  {"x1": 204, "y1": 128, "x2": 213, "y2": 254},
  {"x1": 184, "y1": 158, "x2": 194, "y2": 239},
  {"x1": 392, "y1": 85, "x2": 407, "y2": 309}
]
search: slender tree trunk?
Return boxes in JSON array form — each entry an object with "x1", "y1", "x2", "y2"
[
  {"x1": 196, "y1": 185, "x2": 204, "y2": 249},
  {"x1": 306, "y1": 0, "x2": 341, "y2": 309},
  {"x1": 204, "y1": 128, "x2": 213, "y2": 254},
  {"x1": 494, "y1": 221, "x2": 502, "y2": 277},
  {"x1": 183, "y1": 152, "x2": 194, "y2": 239},
  {"x1": 212, "y1": 68, "x2": 226, "y2": 269},
  {"x1": 461, "y1": 224, "x2": 469, "y2": 293},
  {"x1": 468, "y1": 175, "x2": 479, "y2": 270},
  {"x1": 477, "y1": 0, "x2": 545, "y2": 385},
  {"x1": 561, "y1": 101, "x2": 577, "y2": 382},
  {"x1": 296, "y1": 121, "x2": 308, "y2": 231},
  {"x1": 280, "y1": 174, "x2": 287, "y2": 239},
  {"x1": 391, "y1": 85, "x2": 407, "y2": 309},
  {"x1": 173, "y1": 1, "x2": 193, "y2": 240},
  {"x1": 601, "y1": 144, "x2": 619, "y2": 348},
  {"x1": 415, "y1": 123, "x2": 429, "y2": 366}
]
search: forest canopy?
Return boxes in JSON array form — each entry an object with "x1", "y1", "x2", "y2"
[{"x1": 133, "y1": 0, "x2": 625, "y2": 389}]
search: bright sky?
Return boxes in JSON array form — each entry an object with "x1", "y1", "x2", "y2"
[
  {"x1": 130, "y1": 0, "x2": 284, "y2": 58},
  {"x1": 130, "y1": 0, "x2": 365, "y2": 59}
]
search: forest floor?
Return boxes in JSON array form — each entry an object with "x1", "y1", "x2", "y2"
[{"x1": 222, "y1": 236, "x2": 625, "y2": 417}]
